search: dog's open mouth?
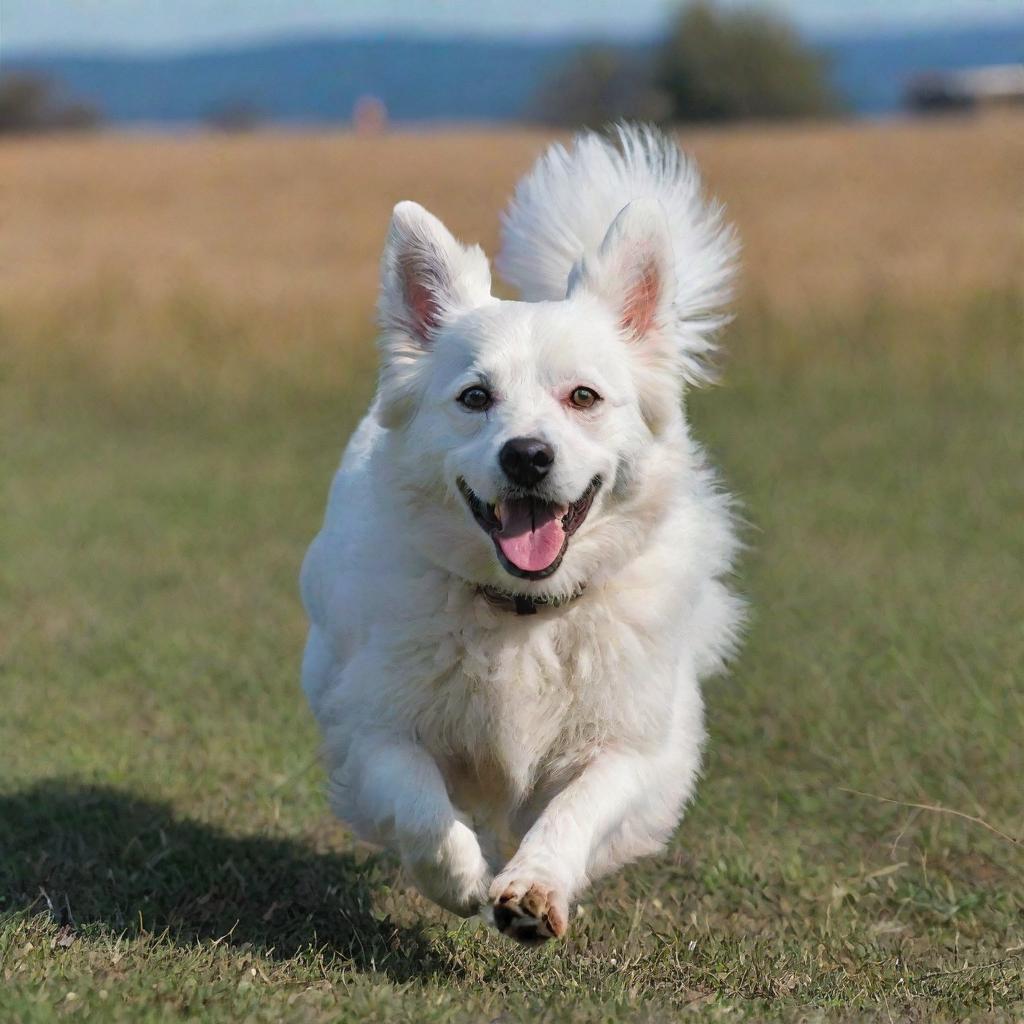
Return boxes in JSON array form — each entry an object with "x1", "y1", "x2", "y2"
[{"x1": 457, "y1": 476, "x2": 602, "y2": 580}]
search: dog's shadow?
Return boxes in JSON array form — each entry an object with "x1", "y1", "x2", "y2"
[{"x1": 0, "y1": 780, "x2": 454, "y2": 981}]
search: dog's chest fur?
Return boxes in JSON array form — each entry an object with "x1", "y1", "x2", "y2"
[{"x1": 389, "y1": 579, "x2": 675, "y2": 812}]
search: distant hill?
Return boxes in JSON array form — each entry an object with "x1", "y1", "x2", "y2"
[
  {"x1": 4, "y1": 20, "x2": 1023, "y2": 126},
  {"x1": 3, "y1": 37, "x2": 584, "y2": 125}
]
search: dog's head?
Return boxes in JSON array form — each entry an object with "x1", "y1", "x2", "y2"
[{"x1": 375, "y1": 200, "x2": 691, "y2": 599}]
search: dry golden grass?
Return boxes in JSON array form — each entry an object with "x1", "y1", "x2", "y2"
[
  {"x1": 1, "y1": 113, "x2": 1020, "y2": 325},
  {"x1": 0, "y1": 115, "x2": 1019, "y2": 405}
]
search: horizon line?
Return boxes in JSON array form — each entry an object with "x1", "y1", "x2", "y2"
[{"x1": 5, "y1": 11, "x2": 1023, "y2": 62}]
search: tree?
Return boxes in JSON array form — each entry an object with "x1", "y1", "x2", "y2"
[
  {"x1": 0, "y1": 74, "x2": 101, "y2": 134},
  {"x1": 530, "y1": 1, "x2": 840, "y2": 127},
  {"x1": 529, "y1": 47, "x2": 671, "y2": 127},
  {"x1": 656, "y1": 2, "x2": 840, "y2": 121}
]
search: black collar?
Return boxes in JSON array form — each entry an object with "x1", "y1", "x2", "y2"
[{"x1": 477, "y1": 584, "x2": 585, "y2": 616}]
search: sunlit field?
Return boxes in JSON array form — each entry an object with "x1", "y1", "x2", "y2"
[{"x1": 1, "y1": 115, "x2": 1022, "y2": 1022}]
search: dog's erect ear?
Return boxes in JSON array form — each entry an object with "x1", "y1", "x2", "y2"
[
  {"x1": 376, "y1": 202, "x2": 492, "y2": 427},
  {"x1": 570, "y1": 200, "x2": 682, "y2": 433},
  {"x1": 568, "y1": 199, "x2": 675, "y2": 345},
  {"x1": 378, "y1": 201, "x2": 492, "y2": 347}
]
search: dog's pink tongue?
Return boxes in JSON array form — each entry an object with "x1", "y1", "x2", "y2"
[{"x1": 495, "y1": 499, "x2": 565, "y2": 573}]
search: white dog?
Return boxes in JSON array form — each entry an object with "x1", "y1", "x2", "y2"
[{"x1": 301, "y1": 125, "x2": 742, "y2": 944}]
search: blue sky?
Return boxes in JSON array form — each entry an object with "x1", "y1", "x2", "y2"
[{"x1": 4, "y1": 0, "x2": 1022, "y2": 52}]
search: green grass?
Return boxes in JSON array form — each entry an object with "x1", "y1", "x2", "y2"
[{"x1": 2, "y1": 292, "x2": 1022, "y2": 1022}]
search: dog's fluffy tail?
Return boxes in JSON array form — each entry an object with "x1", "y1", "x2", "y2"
[{"x1": 497, "y1": 124, "x2": 738, "y2": 383}]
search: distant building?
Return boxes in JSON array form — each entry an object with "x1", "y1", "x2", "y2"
[
  {"x1": 906, "y1": 64, "x2": 1024, "y2": 113},
  {"x1": 353, "y1": 95, "x2": 388, "y2": 135}
]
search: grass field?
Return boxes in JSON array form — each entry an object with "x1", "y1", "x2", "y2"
[{"x1": 1, "y1": 116, "x2": 1022, "y2": 1021}]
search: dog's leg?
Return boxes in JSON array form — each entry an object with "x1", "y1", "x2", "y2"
[
  {"x1": 490, "y1": 743, "x2": 698, "y2": 943},
  {"x1": 334, "y1": 735, "x2": 491, "y2": 917}
]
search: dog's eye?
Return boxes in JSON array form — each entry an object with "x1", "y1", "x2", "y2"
[
  {"x1": 569, "y1": 386, "x2": 601, "y2": 409},
  {"x1": 458, "y1": 386, "x2": 492, "y2": 411}
]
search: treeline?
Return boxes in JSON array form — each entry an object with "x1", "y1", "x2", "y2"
[{"x1": 532, "y1": 1, "x2": 841, "y2": 126}]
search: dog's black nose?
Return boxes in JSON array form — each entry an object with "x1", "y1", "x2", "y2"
[{"x1": 499, "y1": 436, "x2": 554, "y2": 488}]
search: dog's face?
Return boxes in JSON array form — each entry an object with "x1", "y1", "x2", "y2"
[{"x1": 376, "y1": 201, "x2": 686, "y2": 598}]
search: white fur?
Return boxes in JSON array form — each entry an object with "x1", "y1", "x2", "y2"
[
  {"x1": 499, "y1": 124, "x2": 739, "y2": 386},
  {"x1": 301, "y1": 125, "x2": 743, "y2": 940}
]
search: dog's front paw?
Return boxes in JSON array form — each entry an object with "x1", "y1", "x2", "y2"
[
  {"x1": 489, "y1": 876, "x2": 569, "y2": 944},
  {"x1": 403, "y1": 818, "x2": 491, "y2": 918}
]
